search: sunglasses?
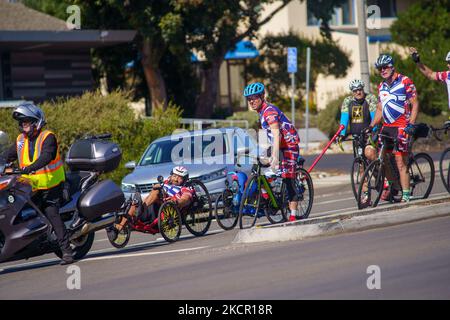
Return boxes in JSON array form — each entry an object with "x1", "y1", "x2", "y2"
[
  {"x1": 377, "y1": 65, "x2": 392, "y2": 71},
  {"x1": 352, "y1": 88, "x2": 364, "y2": 93}
]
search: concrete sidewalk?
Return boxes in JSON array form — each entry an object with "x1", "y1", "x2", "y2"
[{"x1": 233, "y1": 195, "x2": 450, "y2": 244}]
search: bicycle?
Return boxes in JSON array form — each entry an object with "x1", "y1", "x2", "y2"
[
  {"x1": 431, "y1": 121, "x2": 450, "y2": 194},
  {"x1": 356, "y1": 127, "x2": 434, "y2": 209},
  {"x1": 214, "y1": 170, "x2": 244, "y2": 230},
  {"x1": 238, "y1": 156, "x2": 313, "y2": 229},
  {"x1": 338, "y1": 128, "x2": 378, "y2": 200}
]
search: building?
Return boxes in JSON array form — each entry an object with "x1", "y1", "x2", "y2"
[
  {"x1": 218, "y1": 0, "x2": 417, "y2": 111},
  {"x1": 0, "y1": 0, "x2": 136, "y2": 103}
]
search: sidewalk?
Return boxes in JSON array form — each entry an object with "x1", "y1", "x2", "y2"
[{"x1": 233, "y1": 195, "x2": 450, "y2": 244}]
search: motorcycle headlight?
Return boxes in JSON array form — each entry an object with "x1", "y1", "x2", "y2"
[
  {"x1": 198, "y1": 168, "x2": 228, "y2": 183},
  {"x1": 121, "y1": 183, "x2": 136, "y2": 193}
]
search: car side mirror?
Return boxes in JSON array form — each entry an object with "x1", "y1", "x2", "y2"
[
  {"x1": 157, "y1": 175, "x2": 164, "y2": 184},
  {"x1": 124, "y1": 161, "x2": 136, "y2": 170}
]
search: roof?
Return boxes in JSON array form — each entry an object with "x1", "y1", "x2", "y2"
[{"x1": 0, "y1": 0, "x2": 69, "y2": 31}]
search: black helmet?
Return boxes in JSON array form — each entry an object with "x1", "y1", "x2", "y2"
[{"x1": 12, "y1": 102, "x2": 46, "y2": 136}]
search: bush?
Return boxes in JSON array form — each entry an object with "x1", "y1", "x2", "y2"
[
  {"x1": 317, "y1": 94, "x2": 347, "y2": 138},
  {"x1": 0, "y1": 90, "x2": 182, "y2": 184},
  {"x1": 226, "y1": 110, "x2": 260, "y2": 130}
]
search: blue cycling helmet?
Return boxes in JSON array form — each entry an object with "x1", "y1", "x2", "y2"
[
  {"x1": 375, "y1": 54, "x2": 394, "y2": 68},
  {"x1": 243, "y1": 82, "x2": 265, "y2": 97}
]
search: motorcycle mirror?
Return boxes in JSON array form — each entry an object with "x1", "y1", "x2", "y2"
[{"x1": 157, "y1": 175, "x2": 164, "y2": 184}]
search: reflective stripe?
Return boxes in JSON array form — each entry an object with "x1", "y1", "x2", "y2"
[{"x1": 16, "y1": 130, "x2": 65, "y2": 191}]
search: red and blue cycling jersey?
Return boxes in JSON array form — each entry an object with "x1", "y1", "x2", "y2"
[
  {"x1": 258, "y1": 102, "x2": 300, "y2": 148},
  {"x1": 435, "y1": 71, "x2": 450, "y2": 110},
  {"x1": 378, "y1": 73, "x2": 417, "y2": 128}
]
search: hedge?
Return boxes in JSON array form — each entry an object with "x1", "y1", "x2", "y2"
[{"x1": 0, "y1": 90, "x2": 182, "y2": 184}]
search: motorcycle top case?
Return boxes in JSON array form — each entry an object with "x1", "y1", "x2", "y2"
[
  {"x1": 78, "y1": 179, "x2": 125, "y2": 221},
  {"x1": 66, "y1": 139, "x2": 122, "y2": 173}
]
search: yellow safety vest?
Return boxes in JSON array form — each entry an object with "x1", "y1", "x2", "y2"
[{"x1": 16, "y1": 130, "x2": 65, "y2": 191}]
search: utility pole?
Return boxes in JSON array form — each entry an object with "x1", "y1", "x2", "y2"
[
  {"x1": 356, "y1": 0, "x2": 371, "y2": 92},
  {"x1": 305, "y1": 47, "x2": 311, "y2": 152}
]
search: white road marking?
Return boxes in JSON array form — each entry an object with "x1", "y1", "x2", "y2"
[{"x1": 82, "y1": 246, "x2": 210, "y2": 262}]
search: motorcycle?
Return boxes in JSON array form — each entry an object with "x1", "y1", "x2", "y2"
[{"x1": 0, "y1": 131, "x2": 125, "y2": 263}]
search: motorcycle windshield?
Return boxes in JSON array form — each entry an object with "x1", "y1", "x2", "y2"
[{"x1": 0, "y1": 130, "x2": 9, "y2": 169}]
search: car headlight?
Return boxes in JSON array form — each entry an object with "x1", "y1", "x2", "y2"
[
  {"x1": 121, "y1": 183, "x2": 136, "y2": 193},
  {"x1": 198, "y1": 168, "x2": 227, "y2": 183}
]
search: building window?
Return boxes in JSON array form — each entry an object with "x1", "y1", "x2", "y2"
[
  {"x1": 307, "y1": 0, "x2": 356, "y2": 26},
  {"x1": 367, "y1": 0, "x2": 397, "y2": 18}
]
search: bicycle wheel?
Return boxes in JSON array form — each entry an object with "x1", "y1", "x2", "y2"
[
  {"x1": 409, "y1": 152, "x2": 434, "y2": 199},
  {"x1": 238, "y1": 176, "x2": 261, "y2": 229},
  {"x1": 295, "y1": 168, "x2": 314, "y2": 219},
  {"x1": 350, "y1": 157, "x2": 367, "y2": 200},
  {"x1": 183, "y1": 179, "x2": 213, "y2": 236},
  {"x1": 158, "y1": 201, "x2": 182, "y2": 243},
  {"x1": 106, "y1": 219, "x2": 131, "y2": 249},
  {"x1": 214, "y1": 189, "x2": 239, "y2": 230},
  {"x1": 357, "y1": 159, "x2": 384, "y2": 209},
  {"x1": 439, "y1": 148, "x2": 450, "y2": 194}
]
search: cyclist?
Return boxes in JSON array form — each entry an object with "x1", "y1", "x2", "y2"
[
  {"x1": 244, "y1": 82, "x2": 301, "y2": 222},
  {"x1": 368, "y1": 54, "x2": 420, "y2": 203},
  {"x1": 113, "y1": 166, "x2": 194, "y2": 234},
  {"x1": 409, "y1": 48, "x2": 450, "y2": 114},
  {"x1": 338, "y1": 79, "x2": 378, "y2": 160}
]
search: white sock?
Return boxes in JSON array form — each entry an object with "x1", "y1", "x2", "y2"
[{"x1": 290, "y1": 209, "x2": 298, "y2": 217}]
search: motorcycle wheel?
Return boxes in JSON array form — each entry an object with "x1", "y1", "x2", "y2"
[{"x1": 54, "y1": 232, "x2": 95, "y2": 260}]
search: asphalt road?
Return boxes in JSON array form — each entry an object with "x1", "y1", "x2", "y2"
[{"x1": 1, "y1": 155, "x2": 449, "y2": 299}]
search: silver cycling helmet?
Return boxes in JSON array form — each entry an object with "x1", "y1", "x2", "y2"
[
  {"x1": 375, "y1": 54, "x2": 394, "y2": 69},
  {"x1": 349, "y1": 79, "x2": 365, "y2": 91},
  {"x1": 12, "y1": 102, "x2": 46, "y2": 135}
]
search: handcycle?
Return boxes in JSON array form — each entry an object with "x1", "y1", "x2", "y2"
[
  {"x1": 238, "y1": 156, "x2": 313, "y2": 229},
  {"x1": 356, "y1": 126, "x2": 434, "y2": 209},
  {"x1": 107, "y1": 176, "x2": 212, "y2": 247},
  {"x1": 430, "y1": 121, "x2": 450, "y2": 194}
]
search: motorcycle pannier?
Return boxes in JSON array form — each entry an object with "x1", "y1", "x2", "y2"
[
  {"x1": 66, "y1": 139, "x2": 122, "y2": 173},
  {"x1": 78, "y1": 179, "x2": 125, "y2": 221}
]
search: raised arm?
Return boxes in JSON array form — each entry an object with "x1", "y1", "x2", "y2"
[{"x1": 409, "y1": 47, "x2": 437, "y2": 81}]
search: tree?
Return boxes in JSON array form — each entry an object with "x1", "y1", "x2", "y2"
[
  {"x1": 245, "y1": 30, "x2": 352, "y2": 111},
  {"x1": 177, "y1": 0, "x2": 352, "y2": 118},
  {"x1": 388, "y1": 0, "x2": 450, "y2": 115}
]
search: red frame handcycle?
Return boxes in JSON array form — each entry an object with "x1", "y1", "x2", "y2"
[{"x1": 107, "y1": 176, "x2": 212, "y2": 248}]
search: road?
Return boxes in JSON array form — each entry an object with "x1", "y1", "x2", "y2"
[{"x1": 1, "y1": 156, "x2": 449, "y2": 299}]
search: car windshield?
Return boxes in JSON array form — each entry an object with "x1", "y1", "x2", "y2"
[{"x1": 139, "y1": 134, "x2": 228, "y2": 166}]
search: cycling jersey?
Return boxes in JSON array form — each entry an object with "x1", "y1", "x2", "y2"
[
  {"x1": 163, "y1": 180, "x2": 194, "y2": 201},
  {"x1": 378, "y1": 73, "x2": 417, "y2": 127},
  {"x1": 340, "y1": 93, "x2": 377, "y2": 135},
  {"x1": 435, "y1": 71, "x2": 450, "y2": 110},
  {"x1": 259, "y1": 102, "x2": 300, "y2": 148}
]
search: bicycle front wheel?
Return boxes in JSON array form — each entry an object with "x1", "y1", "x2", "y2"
[
  {"x1": 238, "y1": 176, "x2": 261, "y2": 229},
  {"x1": 439, "y1": 148, "x2": 450, "y2": 194},
  {"x1": 357, "y1": 159, "x2": 384, "y2": 209},
  {"x1": 351, "y1": 157, "x2": 367, "y2": 200},
  {"x1": 409, "y1": 153, "x2": 434, "y2": 200},
  {"x1": 183, "y1": 179, "x2": 212, "y2": 236},
  {"x1": 214, "y1": 189, "x2": 239, "y2": 230}
]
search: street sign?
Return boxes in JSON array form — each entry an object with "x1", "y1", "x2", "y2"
[{"x1": 287, "y1": 47, "x2": 297, "y2": 73}]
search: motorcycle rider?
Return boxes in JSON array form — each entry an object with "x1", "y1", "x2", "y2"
[
  {"x1": 113, "y1": 166, "x2": 193, "y2": 234},
  {"x1": 1, "y1": 103, "x2": 74, "y2": 265}
]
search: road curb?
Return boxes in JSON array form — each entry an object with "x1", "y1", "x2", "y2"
[{"x1": 233, "y1": 195, "x2": 450, "y2": 244}]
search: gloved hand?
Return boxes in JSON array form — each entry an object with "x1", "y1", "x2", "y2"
[
  {"x1": 404, "y1": 124, "x2": 416, "y2": 135},
  {"x1": 336, "y1": 135, "x2": 344, "y2": 144},
  {"x1": 362, "y1": 126, "x2": 373, "y2": 135},
  {"x1": 21, "y1": 166, "x2": 31, "y2": 174},
  {"x1": 409, "y1": 47, "x2": 420, "y2": 63}
]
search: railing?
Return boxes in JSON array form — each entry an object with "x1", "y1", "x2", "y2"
[{"x1": 179, "y1": 118, "x2": 249, "y2": 130}]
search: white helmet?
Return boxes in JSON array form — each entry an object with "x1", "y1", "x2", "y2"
[
  {"x1": 171, "y1": 166, "x2": 189, "y2": 181},
  {"x1": 446, "y1": 51, "x2": 450, "y2": 62},
  {"x1": 349, "y1": 79, "x2": 365, "y2": 91}
]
